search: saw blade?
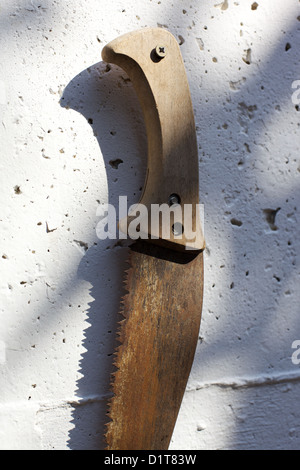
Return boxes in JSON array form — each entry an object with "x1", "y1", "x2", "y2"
[{"x1": 105, "y1": 241, "x2": 204, "y2": 450}]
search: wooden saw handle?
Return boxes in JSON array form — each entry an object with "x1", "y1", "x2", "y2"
[{"x1": 102, "y1": 28, "x2": 205, "y2": 251}]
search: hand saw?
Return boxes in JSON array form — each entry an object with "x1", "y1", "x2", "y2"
[{"x1": 101, "y1": 28, "x2": 205, "y2": 451}]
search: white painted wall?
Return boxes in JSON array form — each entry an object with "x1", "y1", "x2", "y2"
[{"x1": 0, "y1": 0, "x2": 299, "y2": 450}]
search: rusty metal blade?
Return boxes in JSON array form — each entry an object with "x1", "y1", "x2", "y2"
[{"x1": 105, "y1": 241, "x2": 204, "y2": 450}]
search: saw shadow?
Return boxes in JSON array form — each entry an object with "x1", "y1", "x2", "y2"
[
  {"x1": 60, "y1": 61, "x2": 147, "y2": 449},
  {"x1": 60, "y1": 16, "x2": 300, "y2": 449}
]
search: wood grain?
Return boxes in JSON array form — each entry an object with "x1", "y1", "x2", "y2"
[{"x1": 102, "y1": 28, "x2": 205, "y2": 251}]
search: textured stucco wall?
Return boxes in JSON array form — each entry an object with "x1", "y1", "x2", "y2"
[{"x1": 0, "y1": 0, "x2": 299, "y2": 450}]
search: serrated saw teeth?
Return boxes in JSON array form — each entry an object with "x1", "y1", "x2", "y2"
[{"x1": 104, "y1": 252, "x2": 134, "y2": 446}]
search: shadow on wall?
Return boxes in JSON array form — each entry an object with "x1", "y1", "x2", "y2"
[
  {"x1": 60, "y1": 15, "x2": 300, "y2": 449},
  {"x1": 60, "y1": 62, "x2": 147, "y2": 449}
]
